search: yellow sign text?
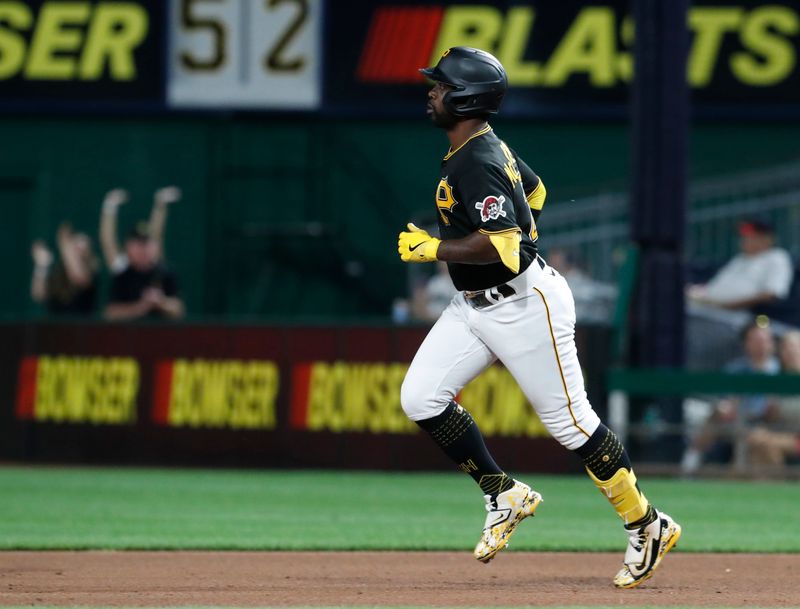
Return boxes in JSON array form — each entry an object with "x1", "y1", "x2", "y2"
[
  {"x1": 305, "y1": 362, "x2": 414, "y2": 433},
  {"x1": 167, "y1": 359, "x2": 279, "y2": 429},
  {"x1": 34, "y1": 356, "x2": 139, "y2": 424},
  {"x1": 301, "y1": 361, "x2": 548, "y2": 438},
  {"x1": 431, "y1": 4, "x2": 799, "y2": 88},
  {"x1": 0, "y1": 1, "x2": 148, "y2": 81}
]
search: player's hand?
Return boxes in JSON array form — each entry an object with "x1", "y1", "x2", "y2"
[
  {"x1": 154, "y1": 186, "x2": 181, "y2": 206},
  {"x1": 103, "y1": 188, "x2": 129, "y2": 212},
  {"x1": 398, "y1": 223, "x2": 440, "y2": 263}
]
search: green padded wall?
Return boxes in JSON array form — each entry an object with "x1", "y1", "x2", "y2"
[{"x1": 1, "y1": 116, "x2": 797, "y2": 319}]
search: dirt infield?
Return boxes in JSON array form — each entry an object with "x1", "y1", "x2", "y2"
[{"x1": 1, "y1": 551, "x2": 798, "y2": 607}]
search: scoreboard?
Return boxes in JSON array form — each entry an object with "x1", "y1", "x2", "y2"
[
  {"x1": 1, "y1": 0, "x2": 798, "y2": 118},
  {"x1": 168, "y1": 0, "x2": 320, "y2": 109}
]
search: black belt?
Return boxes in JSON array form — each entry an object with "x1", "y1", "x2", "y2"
[
  {"x1": 464, "y1": 256, "x2": 547, "y2": 310},
  {"x1": 465, "y1": 283, "x2": 516, "y2": 309}
]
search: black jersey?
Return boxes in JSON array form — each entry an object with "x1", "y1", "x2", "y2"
[{"x1": 435, "y1": 126, "x2": 543, "y2": 291}]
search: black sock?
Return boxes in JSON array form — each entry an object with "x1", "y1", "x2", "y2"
[
  {"x1": 575, "y1": 423, "x2": 657, "y2": 528},
  {"x1": 416, "y1": 401, "x2": 514, "y2": 497},
  {"x1": 574, "y1": 423, "x2": 633, "y2": 479}
]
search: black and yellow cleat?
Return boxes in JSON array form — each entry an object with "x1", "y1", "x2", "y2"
[{"x1": 613, "y1": 511, "x2": 682, "y2": 588}]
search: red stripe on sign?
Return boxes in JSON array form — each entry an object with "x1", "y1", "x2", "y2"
[
  {"x1": 393, "y1": 8, "x2": 420, "y2": 81},
  {"x1": 384, "y1": 9, "x2": 409, "y2": 81},
  {"x1": 358, "y1": 8, "x2": 392, "y2": 81},
  {"x1": 289, "y1": 363, "x2": 313, "y2": 429},
  {"x1": 152, "y1": 360, "x2": 174, "y2": 426},
  {"x1": 358, "y1": 7, "x2": 444, "y2": 83},
  {"x1": 15, "y1": 357, "x2": 38, "y2": 420},
  {"x1": 373, "y1": 8, "x2": 402, "y2": 81}
]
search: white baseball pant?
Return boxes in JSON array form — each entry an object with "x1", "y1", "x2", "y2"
[{"x1": 401, "y1": 258, "x2": 601, "y2": 450}]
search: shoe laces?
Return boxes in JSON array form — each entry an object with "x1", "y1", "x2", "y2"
[
  {"x1": 626, "y1": 526, "x2": 647, "y2": 553},
  {"x1": 483, "y1": 494, "x2": 498, "y2": 512}
]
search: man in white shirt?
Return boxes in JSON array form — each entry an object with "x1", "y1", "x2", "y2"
[{"x1": 688, "y1": 218, "x2": 793, "y2": 310}]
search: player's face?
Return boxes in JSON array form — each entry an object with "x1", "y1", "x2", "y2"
[{"x1": 427, "y1": 82, "x2": 458, "y2": 129}]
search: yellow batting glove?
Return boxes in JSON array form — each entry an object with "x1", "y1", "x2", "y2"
[{"x1": 398, "y1": 223, "x2": 441, "y2": 263}]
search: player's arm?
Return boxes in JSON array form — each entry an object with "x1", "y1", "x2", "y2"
[
  {"x1": 398, "y1": 225, "x2": 519, "y2": 271},
  {"x1": 398, "y1": 166, "x2": 522, "y2": 271},
  {"x1": 438, "y1": 231, "x2": 501, "y2": 264},
  {"x1": 460, "y1": 163, "x2": 523, "y2": 272}
]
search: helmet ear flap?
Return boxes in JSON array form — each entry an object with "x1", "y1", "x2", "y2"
[{"x1": 443, "y1": 92, "x2": 481, "y2": 117}]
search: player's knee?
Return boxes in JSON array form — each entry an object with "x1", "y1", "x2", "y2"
[
  {"x1": 539, "y1": 406, "x2": 601, "y2": 451},
  {"x1": 400, "y1": 377, "x2": 450, "y2": 421}
]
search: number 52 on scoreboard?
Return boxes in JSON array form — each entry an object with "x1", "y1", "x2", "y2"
[{"x1": 168, "y1": 0, "x2": 321, "y2": 109}]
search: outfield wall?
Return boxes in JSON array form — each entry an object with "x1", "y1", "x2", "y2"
[
  {"x1": 0, "y1": 321, "x2": 610, "y2": 472},
  {"x1": 3, "y1": 118, "x2": 800, "y2": 321}
]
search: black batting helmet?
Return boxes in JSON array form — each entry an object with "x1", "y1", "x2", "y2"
[{"x1": 420, "y1": 47, "x2": 508, "y2": 117}]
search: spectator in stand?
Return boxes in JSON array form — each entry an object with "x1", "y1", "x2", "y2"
[
  {"x1": 681, "y1": 319, "x2": 781, "y2": 474},
  {"x1": 100, "y1": 187, "x2": 185, "y2": 321},
  {"x1": 546, "y1": 247, "x2": 617, "y2": 324},
  {"x1": 687, "y1": 218, "x2": 793, "y2": 311},
  {"x1": 747, "y1": 330, "x2": 800, "y2": 469},
  {"x1": 410, "y1": 262, "x2": 458, "y2": 323},
  {"x1": 30, "y1": 222, "x2": 99, "y2": 316}
]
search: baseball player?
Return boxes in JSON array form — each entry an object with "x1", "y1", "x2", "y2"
[{"x1": 397, "y1": 47, "x2": 681, "y2": 588}]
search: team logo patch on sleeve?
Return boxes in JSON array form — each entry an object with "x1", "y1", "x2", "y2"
[{"x1": 475, "y1": 195, "x2": 507, "y2": 222}]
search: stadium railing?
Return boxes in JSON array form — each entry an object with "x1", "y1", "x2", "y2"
[{"x1": 608, "y1": 368, "x2": 800, "y2": 475}]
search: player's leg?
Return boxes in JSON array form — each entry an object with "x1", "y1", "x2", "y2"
[
  {"x1": 479, "y1": 267, "x2": 680, "y2": 587},
  {"x1": 401, "y1": 295, "x2": 542, "y2": 562}
]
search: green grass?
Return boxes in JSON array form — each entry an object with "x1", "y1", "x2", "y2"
[{"x1": 0, "y1": 466, "x2": 798, "y2": 552}]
